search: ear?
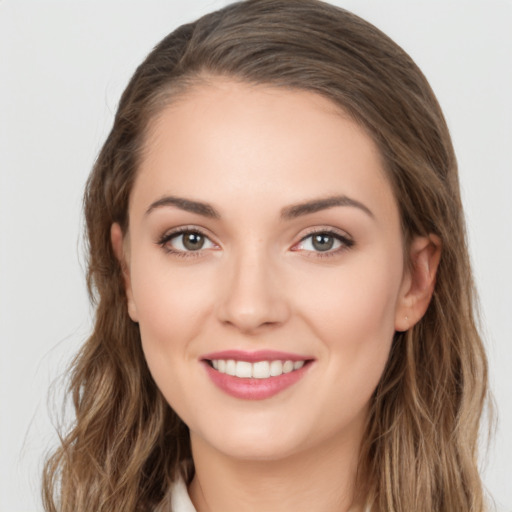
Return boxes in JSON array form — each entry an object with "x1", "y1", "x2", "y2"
[
  {"x1": 395, "y1": 234, "x2": 441, "y2": 332},
  {"x1": 110, "y1": 223, "x2": 139, "y2": 322}
]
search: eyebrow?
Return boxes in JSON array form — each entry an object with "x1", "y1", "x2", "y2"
[
  {"x1": 280, "y1": 195, "x2": 374, "y2": 219},
  {"x1": 145, "y1": 195, "x2": 220, "y2": 218},
  {"x1": 145, "y1": 194, "x2": 373, "y2": 220}
]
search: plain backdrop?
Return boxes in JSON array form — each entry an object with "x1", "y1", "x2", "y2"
[{"x1": 1, "y1": 1, "x2": 511, "y2": 510}]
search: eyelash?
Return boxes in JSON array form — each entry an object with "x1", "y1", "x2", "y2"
[{"x1": 156, "y1": 227, "x2": 354, "y2": 258}]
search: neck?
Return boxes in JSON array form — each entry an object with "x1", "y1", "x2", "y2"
[{"x1": 188, "y1": 427, "x2": 367, "y2": 512}]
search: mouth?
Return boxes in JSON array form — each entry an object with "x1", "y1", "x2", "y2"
[{"x1": 201, "y1": 350, "x2": 314, "y2": 400}]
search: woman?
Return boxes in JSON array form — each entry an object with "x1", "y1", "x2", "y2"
[{"x1": 42, "y1": 1, "x2": 490, "y2": 511}]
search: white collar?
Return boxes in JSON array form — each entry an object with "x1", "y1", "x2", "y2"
[{"x1": 168, "y1": 477, "x2": 197, "y2": 512}]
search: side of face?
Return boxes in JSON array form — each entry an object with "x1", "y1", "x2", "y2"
[{"x1": 111, "y1": 79, "x2": 440, "y2": 461}]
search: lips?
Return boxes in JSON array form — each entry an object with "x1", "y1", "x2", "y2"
[{"x1": 201, "y1": 350, "x2": 314, "y2": 400}]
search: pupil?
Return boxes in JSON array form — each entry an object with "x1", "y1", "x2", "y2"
[
  {"x1": 183, "y1": 232, "x2": 204, "y2": 250},
  {"x1": 312, "y1": 234, "x2": 334, "y2": 251}
]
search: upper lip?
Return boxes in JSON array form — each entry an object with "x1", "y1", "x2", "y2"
[{"x1": 201, "y1": 350, "x2": 314, "y2": 363}]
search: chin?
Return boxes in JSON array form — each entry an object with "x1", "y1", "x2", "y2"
[
  {"x1": 214, "y1": 436, "x2": 301, "y2": 461},
  {"x1": 192, "y1": 417, "x2": 309, "y2": 462}
]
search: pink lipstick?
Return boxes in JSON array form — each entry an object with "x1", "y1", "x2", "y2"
[{"x1": 201, "y1": 350, "x2": 314, "y2": 400}]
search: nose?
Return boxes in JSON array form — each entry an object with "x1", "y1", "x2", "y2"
[{"x1": 216, "y1": 248, "x2": 290, "y2": 334}]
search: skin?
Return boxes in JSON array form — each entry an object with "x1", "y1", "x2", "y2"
[{"x1": 112, "y1": 79, "x2": 440, "y2": 512}]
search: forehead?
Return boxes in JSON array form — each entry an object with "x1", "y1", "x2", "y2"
[{"x1": 132, "y1": 79, "x2": 396, "y2": 222}]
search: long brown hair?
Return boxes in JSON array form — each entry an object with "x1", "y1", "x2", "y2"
[{"x1": 43, "y1": 1, "x2": 490, "y2": 510}]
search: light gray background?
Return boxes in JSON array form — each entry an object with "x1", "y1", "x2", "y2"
[{"x1": 1, "y1": 1, "x2": 511, "y2": 510}]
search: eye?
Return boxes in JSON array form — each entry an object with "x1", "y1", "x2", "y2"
[
  {"x1": 293, "y1": 230, "x2": 353, "y2": 254},
  {"x1": 158, "y1": 229, "x2": 217, "y2": 254}
]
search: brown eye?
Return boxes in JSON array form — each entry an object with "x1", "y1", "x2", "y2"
[
  {"x1": 160, "y1": 229, "x2": 216, "y2": 254},
  {"x1": 182, "y1": 232, "x2": 205, "y2": 251}
]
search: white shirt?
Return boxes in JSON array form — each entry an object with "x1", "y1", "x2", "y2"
[{"x1": 168, "y1": 477, "x2": 197, "y2": 512}]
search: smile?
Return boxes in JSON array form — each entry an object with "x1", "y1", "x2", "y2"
[
  {"x1": 209, "y1": 359, "x2": 305, "y2": 379},
  {"x1": 201, "y1": 351, "x2": 314, "y2": 400}
]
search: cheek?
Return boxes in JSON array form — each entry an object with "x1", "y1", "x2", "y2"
[
  {"x1": 292, "y1": 253, "x2": 403, "y2": 406},
  {"x1": 298, "y1": 255, "x2": 401, "y2": 341},
  {"x1": 129, "y1": 260, "x2": 222, "y2": 427},
  {"x1": 129, "y1": 256, "x2": 216, "y2": 372}
]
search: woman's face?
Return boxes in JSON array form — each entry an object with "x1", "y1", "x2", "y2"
[{"x1": 117, "y1": 79, "x2": 413, "y2": 460}]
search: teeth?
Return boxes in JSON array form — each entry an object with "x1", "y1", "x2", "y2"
[
  {"x1": 225, "y1": 359, "x2": 236, "y2": 376},
  {"x1": 253, "y1": 361, "x2": 270, "y2": 379},
  {"x1": 282, "y1": 360, "x2": 294, "y2": 373},
  {"x1": 210, "y1": 359, "x2": 307, "y2": 378},
  {"x1": 235, "y1": 361, "x2": 252, "y2": 378},
  {"x1": 270, "y1": 360, "x2": 283, "y2": 376}
]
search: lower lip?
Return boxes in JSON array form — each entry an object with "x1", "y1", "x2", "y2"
[{"x1": 203, "y1": 361, "x2": 312, "y2": 400}]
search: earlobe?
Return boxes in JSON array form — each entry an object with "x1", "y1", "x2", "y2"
[
  {"x1": 395, "y1": 234, "x2": 441, "y2": 332},
  {"x1": 110, "y1": 223, "x2": 139, "y2": 323}
]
